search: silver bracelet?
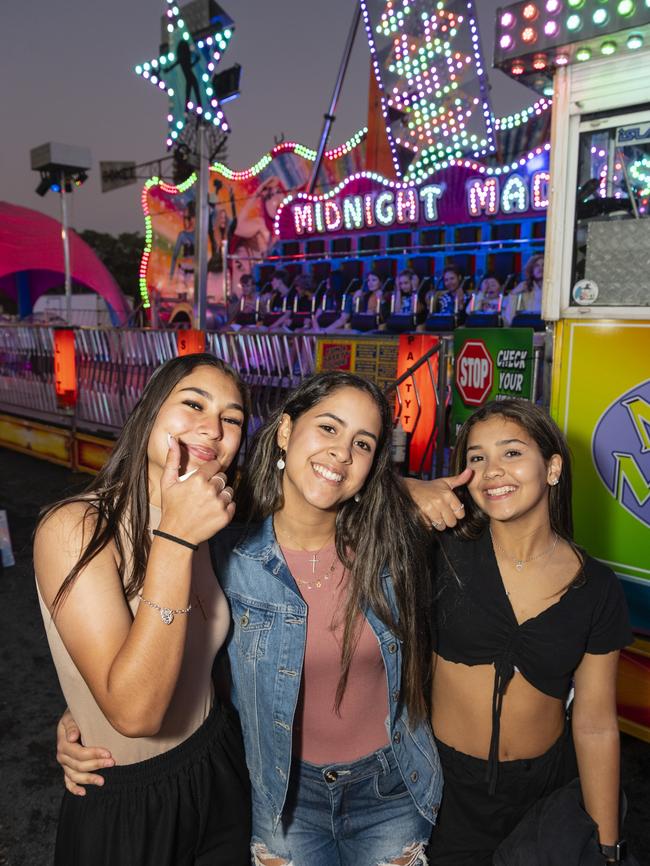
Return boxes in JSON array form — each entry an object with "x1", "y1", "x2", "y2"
[{"x1": 137, "y1": 593, "x2": 191, "y2": 624}]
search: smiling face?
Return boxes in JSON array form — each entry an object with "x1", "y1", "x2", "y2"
[
  {"x1": 276, "y1": 386, "x2": 382, "y2": 516},
  {"x1": 443, "y1": 269, "x2": 461, "y2": 293},
  {"x1": 147, "y1": 366, "x2": 245, "y2": 498},
  {"x1": 464, "y1": 415, "x2": 561, "y2": 527}
]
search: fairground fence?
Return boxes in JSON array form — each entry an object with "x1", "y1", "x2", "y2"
[{"x1": 0, "y1": 325, "x2": 545, "y2": 477}]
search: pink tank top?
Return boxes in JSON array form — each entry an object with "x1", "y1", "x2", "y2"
[{"x1": 281, "y1": 542, "x2": 389, "y2": 764}]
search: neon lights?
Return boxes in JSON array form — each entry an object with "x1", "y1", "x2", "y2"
[
  {"x1": 138, "y1": 172, "x2": 197, "y2": 307},
  {"x1": 396, "y1": 188, "x2": 418, "y2": 223},
  {"x1": 324, "y1": 200, "x2": 343, "y2": 231},
  {"x1": 359, "y1": 0, "x2": 495, "y2": 177},
  {"x1": 466, "y1": 170, "x2": 549, "y2": 218},
  {"x1": 343, "y1": 196, "x2": 364, "y2": 230},
  {"x1": 467, "y1": 177, "x2": 498, "y2": 216},
  {"x1": 277, "y1": 175, "x2": 444, "y2": 237},
  {"x1": 629, "y1": 157, "x2": 650, "y2": 195},
  {"x1": 617, "y1": 0, "x2": 636, "y2": 14},
  {"x1": 532, "y1": 171, "x2": 550, "y2": 209},
  {"x1": 501, "y1": 175, "x2": 529, "y2": 213},
  {"x1": 493, "y1": 98, "x2": 552, "y2": 130},
  {"x1": 136, "y1": 0, "x2": 234, "y2": 143},
  {"x1": 210, "y1": 128, "x2": 367, "y2": 181}
]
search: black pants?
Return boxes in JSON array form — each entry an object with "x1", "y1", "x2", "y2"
[
  {"x1": 429, "y1": 728, "x2": 578, "y2": 866},
  {"x1": 55, "y1": 701, "x2": 251, "y2": 866}
]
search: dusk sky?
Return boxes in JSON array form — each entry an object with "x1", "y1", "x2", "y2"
[{"x1": 2, "y1": 1, "x2": 538, "y2": 236}]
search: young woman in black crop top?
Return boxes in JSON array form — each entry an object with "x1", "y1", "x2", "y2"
[{"x1": 425, "y1": 400, "x2": 632, "y2": 865}]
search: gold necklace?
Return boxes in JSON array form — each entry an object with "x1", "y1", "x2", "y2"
[
  {"x1": 490, "y1": 528, "x2": 559, "y2": 572},
  {"x1": 294, "y1": 556, "x2": 339, "y2": 591}
]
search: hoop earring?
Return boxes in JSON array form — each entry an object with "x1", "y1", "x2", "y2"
[{"x1": 276, "y1": 449, "x2": 286, "y2": 471}]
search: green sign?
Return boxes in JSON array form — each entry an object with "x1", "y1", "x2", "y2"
[{"x1": 451, "y1": 328, "x2": 534, "y2": 440}]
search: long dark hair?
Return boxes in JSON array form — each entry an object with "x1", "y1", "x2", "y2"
[
  {"x1": 451, "y1": 400, "x2": 573, "y2": 541},
  {"x1": 237, "y1": 372, "x2": 432, "y2": 722},
  {"x1": 43, "y1": 354, "x2": 250, "y2": 614}
]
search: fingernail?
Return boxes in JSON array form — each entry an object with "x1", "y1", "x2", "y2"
[{"x1": 103, "y1": 760, "x2": 114, "y2": 768}]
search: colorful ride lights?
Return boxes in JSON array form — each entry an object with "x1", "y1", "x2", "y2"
[
  {"x1": 567, "y1": 0, "x2": 585, "y2": 7},
  {"x1": 566, "y1": 12, "x2": 583, "y2": 29},
  {"x1": 500, "y1": 11, "x2": 515, "y2": 27},
  {"x1": 522, "y1": 25, "x2": 537, "y2": 42},
  {"x1": 576, "y1": 45, "x2": 592, "y2": 60},
  {"x1": 616, "y1": 0, "x2": 636, "y2": 14},
  {"x1": 511, "y1": 60, "x2": 526, "y2": 74},
  {"x1": 500, "y1": 33, "x2": 514, "y2": 49},
  {"x1": 544, "y1": 18, "x2": 560, "y2": 35},
  {"x1": 600, "y1": 39, "x2": 617, "y2": 54},
  {"x1": 522, "y1": 3, "x2": 539, "y2": 20},
  {"x1": 532, "y1": 53, "x2": 548, "y2": 69},
  {"x1": 592, "y1": 7, "x2": 609, "y2": 25},
  {"x1": 546, "y1": 0, "x2": 562, "y2": 11},
  {"x1": 627, "y1": 32, "x2": 644, "y2": 48}
]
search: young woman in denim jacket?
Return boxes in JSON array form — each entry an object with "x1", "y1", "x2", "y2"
[{"x1": 54, "y1": 371, "x2": 449, "y2": 866}]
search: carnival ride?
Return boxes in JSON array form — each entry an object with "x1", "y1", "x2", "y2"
[{"x1": 0, "y1": 0, "x2": 649, "y2": 736}]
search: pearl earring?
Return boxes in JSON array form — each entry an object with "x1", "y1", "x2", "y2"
[
  {"x1": 550, "y1": 477, "x2": 559, "y2": 486},
  {"x1": 354, "y1": 493, "x2": 361, "y2": 503},
  {"x1": 276, "y1": 449, "x2": 286, "y2": 471}
]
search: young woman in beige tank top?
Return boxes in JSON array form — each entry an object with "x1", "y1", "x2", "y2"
[{"x1": 34, "y1": 354, "x2": 252, "y2": 866}]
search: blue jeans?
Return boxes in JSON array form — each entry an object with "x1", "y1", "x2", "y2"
[{"x1": 251, "y1": 746, "x2": 432, "y2": 866}]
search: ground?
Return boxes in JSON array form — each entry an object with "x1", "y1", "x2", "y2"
[{"x1": 0, "y1": 447, "x2": 648, "y2": 865}]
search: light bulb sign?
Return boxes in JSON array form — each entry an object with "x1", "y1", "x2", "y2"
[{"x1": 275, "y1": 150, "x2": 550, "y2": 240}]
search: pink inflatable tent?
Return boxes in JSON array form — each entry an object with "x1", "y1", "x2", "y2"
[{"x1": 0, "y1": 201, "x2": 131, "y2": 324}]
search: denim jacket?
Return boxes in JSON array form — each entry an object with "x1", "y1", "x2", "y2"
[{"x1": 210, "y1": 516, "x2": 443, "y2": 828}]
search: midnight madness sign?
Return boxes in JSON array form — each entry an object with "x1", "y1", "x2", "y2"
[{"x1": 274, "y1": 153, "x2": 550, "y2": 240}]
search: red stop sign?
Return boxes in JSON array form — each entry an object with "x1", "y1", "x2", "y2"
[{"x1": 456, "y1": 339, "x2": 493, "y2": 406}]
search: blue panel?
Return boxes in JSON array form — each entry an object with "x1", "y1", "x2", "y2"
[
  {"x1": 620, "y1": 576, "x2": 650, "y2": 638},
  {"x1": 16, "y1": 272, "x2": 32, "y2": 318}
]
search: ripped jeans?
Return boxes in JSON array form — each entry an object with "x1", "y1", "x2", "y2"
[{"x1": 251, "y1": 746, "x2": 432, "y2": 866}]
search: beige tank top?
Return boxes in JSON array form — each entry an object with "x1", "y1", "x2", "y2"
[{"x1": 36, "y1": 503, "x2": 230, "y2": 765}]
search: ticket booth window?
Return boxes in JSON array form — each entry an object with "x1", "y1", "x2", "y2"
[{"x1": 571, "y1": 106, "x2": 650, "y2": 309}]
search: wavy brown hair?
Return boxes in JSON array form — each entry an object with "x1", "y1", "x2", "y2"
[
  {"x1": 450, "y1": 399, "x2": 585, "y2": 584},
  {"x1": 42, "y1": 353, "x2": 250, "y2": 614},
  {"x1": 236, "y1": 372, "x2": 432, "y2": 722}
]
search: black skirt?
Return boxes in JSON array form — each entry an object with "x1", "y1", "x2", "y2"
[{"x1": 55, "y1": 700, "x2": 251, "y2": 866}]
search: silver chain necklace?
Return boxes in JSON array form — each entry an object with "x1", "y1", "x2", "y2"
[{"x1": 490, "y1": 528, "x2": 559, "y2": 572}]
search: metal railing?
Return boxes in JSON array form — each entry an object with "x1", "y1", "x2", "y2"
[
  {"x1": 0, "y1": 325, "x2": 317, "y2": 436},
  {"x1": 0, "y1": 324, "x2": 546, "y2": 477}
]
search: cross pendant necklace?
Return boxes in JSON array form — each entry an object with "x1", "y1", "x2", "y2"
[{"x1": 308, "y1": 553, "x2": 319, "y2": 574}]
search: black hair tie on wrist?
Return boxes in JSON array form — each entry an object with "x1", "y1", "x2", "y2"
[{"x1": 152, "y1": 529, "x2": 199, "y2": 551}]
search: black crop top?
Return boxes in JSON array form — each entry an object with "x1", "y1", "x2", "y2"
[{"x1": 431, "y1": 530, "x2": 633, "y2": 792}]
